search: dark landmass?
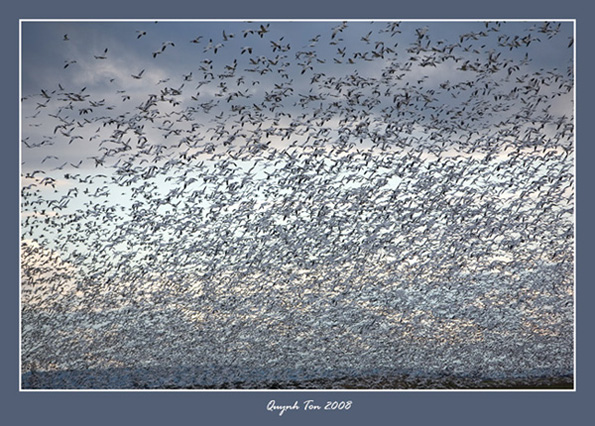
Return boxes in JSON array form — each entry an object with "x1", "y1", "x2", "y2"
[{"x1": 21, "y1": 366, "x2": 573, "y2": 390}]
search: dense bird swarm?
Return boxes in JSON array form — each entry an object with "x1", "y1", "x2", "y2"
[{"x1": 20, "y1": 21, "x2": 574, "y2": 389}]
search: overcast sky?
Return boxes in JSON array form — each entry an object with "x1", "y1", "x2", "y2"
[{"x1": 21, "y1": 20, "x2": 573, "y2": 169}]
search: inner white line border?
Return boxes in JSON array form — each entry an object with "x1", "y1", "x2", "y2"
[{"x1": 18, "y1": 17, "x2": 577, "y2": 393}]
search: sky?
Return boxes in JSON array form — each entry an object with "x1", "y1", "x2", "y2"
[{"x1": 20, "y1": 20, "x2": 574, "y2": 387}]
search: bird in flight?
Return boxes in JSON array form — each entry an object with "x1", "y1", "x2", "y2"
[
  {"x1": 131, "y1": 69, "x2": 145, "y2": 79},
  {"x1": 94, "y1": 48, "x2": 108, "y2": 59}
]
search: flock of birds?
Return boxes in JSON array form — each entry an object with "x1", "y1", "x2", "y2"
[{"x1": 20, "y1": 21, "x2": 574, "y2": 389}]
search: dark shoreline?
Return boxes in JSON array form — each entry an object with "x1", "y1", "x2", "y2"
[{"x1": 21, "y1": 367, "x2": 574, "y2": 390}]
